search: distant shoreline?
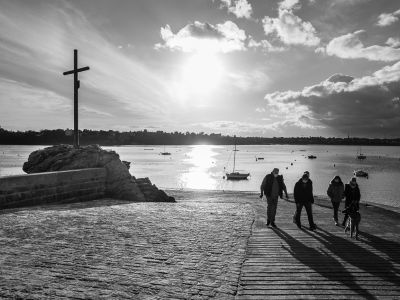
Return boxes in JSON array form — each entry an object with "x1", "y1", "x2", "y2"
[{"x1": 1, "y1": 128, "x2": 400, "y2": 146}]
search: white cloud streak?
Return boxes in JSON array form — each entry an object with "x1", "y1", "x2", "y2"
[
  {"x1": 155, "y1": 21, "x2": 247, "y2": 53},
  {"x1": 261, "y1": 1, "x2": 320, "y2": 47},
  {"x1": 376, "y1": 9, "x2": 400, "y2": 27},
  {"x1": 326, "y1": 30, "x2": 400, "y2": 61},
  {"x1": 386, "y1": 37, "x2": 400, "y2": 48},
  {"x1": 216, "y1": 0, "x2": 253, "y2": 19},
  {"x1": 0, "y1": 0, "x2": 172, "y2": 130},
  {"x1": 263, "y1": 62, "x2": 400, "y2": 136}
]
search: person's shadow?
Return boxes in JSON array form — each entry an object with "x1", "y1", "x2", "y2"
[
  {"x1": 304, "y1": 228, "x2": 400, "y2": 290},
  {"x1": 359, "y1": 231, "x2": 400, "y2": 265},
  {"x1": 273, "y1": 228, "x2": 376, "y2": 299}
]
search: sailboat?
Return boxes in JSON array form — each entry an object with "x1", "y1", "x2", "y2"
[
  {"x1": 160, "y1": 145, "x2": 171, "y2": 155},
  {"x1": 226, "y1": 137, "x2": 250, "y2": 180},
  {"x1": 356, "y1": 146, "x2": 366, "y2": 160}
]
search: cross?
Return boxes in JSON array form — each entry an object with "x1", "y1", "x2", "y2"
[{"x1": 63, "y1": 49, "x2": 90, "y2": 148}]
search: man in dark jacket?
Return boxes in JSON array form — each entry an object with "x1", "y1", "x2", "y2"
[
  {"x1": 260, "y1": 168, "x2": 289, "y2": 227},
  {"x1": 294, "y1": 173, "x2": 317, "y2": 230},
  {"x1": 342, "y1": 177, "x2": 361, "y2": 226}
]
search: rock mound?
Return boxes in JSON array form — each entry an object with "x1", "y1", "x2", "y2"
[{"x1": 23, "y1": 144, "x2": 175, "y2": 202}]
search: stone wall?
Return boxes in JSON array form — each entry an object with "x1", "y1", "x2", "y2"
[{"x1": 0, "y1": 168, "x2": 106, "y2": 209}]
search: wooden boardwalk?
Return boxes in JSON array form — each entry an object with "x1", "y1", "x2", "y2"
[{"x1": 236, "y1": 198, "x2": 400, "y2": 300}]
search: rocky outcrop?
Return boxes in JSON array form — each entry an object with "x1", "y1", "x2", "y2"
[
  {"x1": 23, "y1": 144, "x2": 175, "y2": 202},
  {"x1": 135, "y1": 178, "x2": 174, "y2": 202}
]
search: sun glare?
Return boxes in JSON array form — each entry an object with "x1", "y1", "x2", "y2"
[{"x1": 179, "y1": 53, "x2": 224, "y2": 98}]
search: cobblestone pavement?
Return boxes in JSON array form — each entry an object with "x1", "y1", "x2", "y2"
[{"x1": 0, "y1": 191, "x2": 255, "y2": 299}]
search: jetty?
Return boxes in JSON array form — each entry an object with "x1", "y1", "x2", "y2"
[{"x1": 0, "y1": 189, "x2": 399, "y2": 299}]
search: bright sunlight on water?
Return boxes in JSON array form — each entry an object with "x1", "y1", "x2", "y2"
[{"x1": 1, "y1": 144, "x2": 400, "y2": 207}]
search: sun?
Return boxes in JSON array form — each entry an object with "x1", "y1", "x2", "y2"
[{"x1": 179, "y1": 53, "x2": 224, "y2": 98}]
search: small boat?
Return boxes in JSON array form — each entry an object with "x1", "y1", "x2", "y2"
[
  {"x1": 226, "y1": 136, "x2": 250, "y2": 180},
  {"x1": 354, "y1": 170, "x2": 368, "y2": 178},
  {"x1": 226, "y1": 172, "x2": 250, "y2": 180},
  {"x1": 160, "y1": 145, "x2": 171, "y2": 155},
  {"x1": 356, "y1": 147, "x2": 366, "y2": 160},
  {"x1": 144, "y1": 148, "x2": 154, "y2": 150},
  {"x1": 308, "y1": 155, "x2": 317, "y2": 159},
  {"x1": 255, "y1": 157, "x2": 264, "y2": 161}
]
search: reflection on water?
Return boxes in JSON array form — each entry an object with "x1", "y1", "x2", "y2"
[
  {"x1": 1, "y1": 144, "x2": 400, "y2": 207},
  {"x1": 179, "y1": 145, "x2": 218, "y2": 189}
]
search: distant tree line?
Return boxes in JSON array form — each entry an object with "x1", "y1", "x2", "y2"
[{"x1": 0, "y1": 128, "x2": 399, "y2": 146}]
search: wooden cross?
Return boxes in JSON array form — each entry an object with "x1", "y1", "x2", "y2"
[{"x1": 63, "y1": 49, "x2": 90, "y2": 148}]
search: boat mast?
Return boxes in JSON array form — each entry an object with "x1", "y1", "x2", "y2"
[{"x1": 233, "y1": 135, "x2": 237, "y2": 173}]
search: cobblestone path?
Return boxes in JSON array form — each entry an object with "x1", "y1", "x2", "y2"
[
  {"x1": 0, "y1": 191, "x2": 255, "y2": 299},
  {"x1": 1, "y1": 190, "x2": 400, "y2": 299}
]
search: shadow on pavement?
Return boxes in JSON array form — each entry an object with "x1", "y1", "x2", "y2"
[
  {"x1": 273, "y1": 227, "x2": 376, "y2": 299},
  {"x1": 305, "y1": 228, "x2": 400, "y2": 287}
]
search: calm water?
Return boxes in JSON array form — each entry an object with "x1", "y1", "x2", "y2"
[{"x1": 1, "y1": 145, "x2": 400, "y2": 207}]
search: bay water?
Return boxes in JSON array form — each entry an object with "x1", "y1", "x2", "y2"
[{"x1": 1, "y1": 145, "x2": 400, "y2": 207}]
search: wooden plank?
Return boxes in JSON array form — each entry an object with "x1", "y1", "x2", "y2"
[{"x1": 236, "y1": 198, "x2": 400, "y2": 299}]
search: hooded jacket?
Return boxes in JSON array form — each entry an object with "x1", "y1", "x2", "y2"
[
  {"x1": 344, "y1": 183, "x2": 361, "y2": 207},
  {"x1": 260, "y1": 173, "x2": 287, "y2": 198},
  {"x1": 327, "y1": 179, "x2": 345, "y2": 203},
  {"x1": 294, "y1": 178, "x2": 314, "y2": 204}
]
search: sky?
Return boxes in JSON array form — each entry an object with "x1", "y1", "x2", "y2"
[{"x1": 0, "y1": 0, "x2": 399, "y2": 138}]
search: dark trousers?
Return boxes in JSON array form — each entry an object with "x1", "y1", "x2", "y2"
[
  {"x1": 331, "y1": 201, "x2": 340, "y2": 222},
  {"x1": 267, "y1": 196, "x2": 278, "y2": 222},
  {"x1": 295, "y1": 202, "x2": 315, "y2": 226},
  {"x1": 343, "y1": 201, "x2": 359, "y2": 224}
]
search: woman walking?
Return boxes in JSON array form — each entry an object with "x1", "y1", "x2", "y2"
[
  {"x1": 342, "y1": 177, "x2": 361, "y2": 226},
  {"x1": 327, "y1": 176, "x2": 344, "y2": 226}
]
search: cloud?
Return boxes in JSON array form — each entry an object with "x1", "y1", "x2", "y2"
[
  {"x1": 248, "y1": 37, "x2": 286, "y2": 52},
  {"x1": 227, "y1": 69, "x2": 270, "y2": 91},
  {"x1": 261, "y1": 1, "x2": 320, "y2": 47},
  {"x1": 279, "y1": 0, "x2": 300, "y2": 10},
  {"x1": 155, "y1": 21, "x2": 247, "y2": 53},
  {"x1": 386, "y1": 37, "x2": 400, "y2": 48},
  {"x1": 376, "y1": 9, "x2": 400, "y2": 27},
  {"x1": 216, "y1": 0, "x2": 253, "y2": 19},
  {"x1": 195, "y1": 120, "x2": 273, "y2": 135},
  {"x1": 195, "y1": 117, "x2": 323, "y2": 136},
  {"x1": 263, "y1": 62, "x2": 400, "y2": 136},
  {"x1": 267, "y1": 117, "x2": 325, "y2": 131},
  {"x1": 326, "y1": 30, "x2": 400, "y2": 61},
  {"x1": 0, "y1": 77, "x2": 71, "y2": 130},
  {"x1": 0, "y1": 0, "x2": 172, "y2": 131}
]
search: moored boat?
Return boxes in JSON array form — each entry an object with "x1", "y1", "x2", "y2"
[
  {"x1": 356, "y1": 147, "x2": 367, "y2": 160},
  {"x1": 226, "y1": 136, "x2": 250, "y2": 180},
  {"x1": 354, "y1": 170, "x2": 368, "y2": 178}
]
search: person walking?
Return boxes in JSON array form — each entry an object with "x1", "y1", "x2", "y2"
[
  {"x1": 327, "y1": 176, "x2": 345, "y2": 226},
  {"x1": 293, "y1": 171, "x2": 313, "y2": 223},
  {"x1": 260, "y1": 168, "x2": 289, "y2": 228},
  {"x1": 342, "y1": 177, "x2": 361, "y2": 226},
  {"x1": 294, "y1": 172, "x2": 317, "y2": 230}
]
